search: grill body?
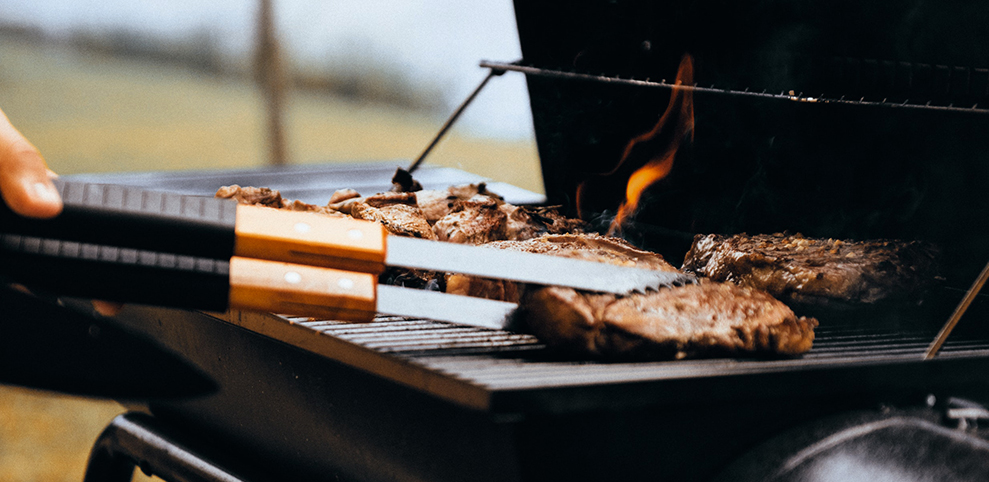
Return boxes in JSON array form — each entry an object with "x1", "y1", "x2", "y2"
[
  {"x1": 85, "y1": 163, "x2": 989, "y2": 482},
  {"x1": 111, "y1": 304, "x2": 989, "y2": 482}
]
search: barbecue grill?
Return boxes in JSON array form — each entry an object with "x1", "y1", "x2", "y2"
[{"x1": 13, "y1": 1, "x2": 989, "y2": 480}]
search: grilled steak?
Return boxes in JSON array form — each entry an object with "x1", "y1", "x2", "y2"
[
  {"x1": 416, "y1": 183, "x2": 503, "y2": 223},
  {"x1": 519, "y1": 281, "x2": 818, "y2": 360},
  {"x1": 433, "y1": 195, "x2": 508, "y2": 244},
  {"x1": 446, "y1": 233, "x2": 678, "y2": 302},
  {"x1": 682, "y1": 233, "x2": 939, "y2": 304},
  {"x1": 502, "y1": 204, "x2": 587, "y2": 241},
  {"x1": 350, "y1": 192, "x2": 437, "y2": 240}
]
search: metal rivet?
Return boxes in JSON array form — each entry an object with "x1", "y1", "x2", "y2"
[
  {"x1": 284, "y1": 272, "x2": 302, "y2": 284},
  {"x1": 347, "y1": 229, "x2": 363, "y2": 240},
  {"x1": 338, "y1": 278, "x2": 354, "y2": 290},
  {"x1": 294, "y1": 222, "x2": 311, "y2": 233}
]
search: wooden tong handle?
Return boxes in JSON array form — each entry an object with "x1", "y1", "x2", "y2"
[
  {"x1": 233, "y1": 205, "x2": 387, "y2": 274},
  {"x1": 228, "y1": 257, "x2": 377, "y2": 322}
]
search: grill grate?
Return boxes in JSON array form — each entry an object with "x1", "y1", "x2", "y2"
[
  {"x1": 286, "y1": 316, "x2": 544, "y2": 356},
  {"x1": 285, "y1": 314, "x2": 989, "y2": 361},
  {"x1": 238, "y1": 309, "x2": 989, "y2": 412}
]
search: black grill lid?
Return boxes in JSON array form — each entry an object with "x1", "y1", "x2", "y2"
[{"x1": 513, "y1": 0, "x2": 989, "y2": 290}]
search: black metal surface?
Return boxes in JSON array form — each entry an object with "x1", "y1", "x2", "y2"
[
  {"x1": 66, "y1": 162, "x2": 545, "y2": 206},
  {"x1": 484, "y1": 60, "x2": 989, "y2": 115},
  {"x1": 0, "y1": 180, "x2": 238, "y2": 261},
  {"x1": 84, "y1": 413, "x2": 255, "y2": 482},
  {"x1": 0, "y1": 287, "x2": 215, "y2": 399},
  {"x1": 0, "y1": 234, "x2": 231, "y2": 311},
  {"x1": 514, "y1": 0, "x2": 989, "y2": 289},
  {"x1": 714, "y1": 402, "x2": 989, "y2": 482},
  {"x1": 111, "y1": 303, "x2": 989, "y2": 482}
]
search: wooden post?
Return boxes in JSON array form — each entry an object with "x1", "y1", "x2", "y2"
[{"x1": 254, "y1": 0, "x2": 288, "y2": 166}]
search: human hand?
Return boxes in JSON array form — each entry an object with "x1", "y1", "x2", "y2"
[
  {"x1": 0, "y1": 108, "x2": 122, "y2": 316},
  {"x1": 0, "y1": 107, "x2": 61, "y2": 218}
]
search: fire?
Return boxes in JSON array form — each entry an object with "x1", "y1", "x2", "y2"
[{"x1": 602, "y1": 55, "x2": 695, "y2": 235}]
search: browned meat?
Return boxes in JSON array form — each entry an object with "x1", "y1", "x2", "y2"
[
  {"x1": 482, "y1": 234, "x2": 678, "y2": 269},
  {"x1": 432, "y1": 195, "x2": 507, "y2": 244},
  {"x1": 502, "y1": 204, "x2": 587, "y2": 241},
  {"x1": 216, "y1": 185, "x2": 285, "y2": 208},
  {"x1": 446, "y1": 233, "x2": 678, "y2": 302},
  {"x1": 328, "y1": 188, "x2": 360, "y2": 204},
  {"x1": 351, "y1": 192, "x2": 437, "y2": 240},
  {"x1": 682, "y1": 233, "x2": 940, "y2": 304},
  {"x1": 519, "y1": 281, "x2": 818, "y2": 360},
  {"x1": 338, "y1": 190, "x2": 442, "y2": 288},
  {"x1": 217, "y1": 185, "x2": 344, "y2": 216},
  {"x1": 416, "y1": 183, "x2": 504, "y2": 223}
]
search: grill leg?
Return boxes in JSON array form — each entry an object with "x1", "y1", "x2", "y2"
[{"x1": 83, "y1": 412, "x2": 250, "y2": 482}]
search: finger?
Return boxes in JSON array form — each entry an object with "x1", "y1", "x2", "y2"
[{"x1": 0, "y1": 108, "x2": 61, "y2": 218}]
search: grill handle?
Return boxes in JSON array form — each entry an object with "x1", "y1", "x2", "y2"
[
  {"x1": 0, "y1": 234, "x2": 231, "y2": 311},
  {"x1": 0, "y1": 180, "x2": 239, "y2": 260}
]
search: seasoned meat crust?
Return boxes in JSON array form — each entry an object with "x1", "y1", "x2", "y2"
[
  {"x1": 682, "y1": 233, "x2": 939, "y2": 304},
  {"x1": 501, "y1": 204, "x2": 587, "y2": 241},
  {"x1": 216, "y1": 185, "x2": 344, "y2": 216},
  {"x1": 351, "y1": 192, "x2": 437, "y2": 240},
  {"x1": 446, "y1": 233, "x2": 678, "y2": 302},
  {"x1": 216, "y1": 185, "x2": 284, "y2": 208},
  {"x1": 520, "y1": 282, "x2": 818, "y2": 360},
  {"x1": 416, "y1": 183, "x2": 503, "y2": 223},
  {"x1": 482, "y1": 234, "x2": 678, "y2": 270},
  {"x1": 432, "y1": 195, "x2": 507, "y2": 244}
]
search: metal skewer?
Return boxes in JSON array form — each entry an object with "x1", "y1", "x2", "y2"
[
  {"x1": 481, "y1": 60, "x2": 989, "y2": 116},
  {"x1": 407, "y1": 67, "x2": 505, "y2": 174},
  {"x1": 924, "y1": 257, "x2": 989, "y2": 359}
]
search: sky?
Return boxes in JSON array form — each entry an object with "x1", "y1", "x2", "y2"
[{"x1": 0, "y1": 0, "x2": 533, "y2": 139}]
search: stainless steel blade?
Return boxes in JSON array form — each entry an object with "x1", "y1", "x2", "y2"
[
  {"x1": 386, "y1": 236, "x2": 694, "y2": 294},
  {"x1": 376, "y1": 285, "x2": 517, "y2": 330}
]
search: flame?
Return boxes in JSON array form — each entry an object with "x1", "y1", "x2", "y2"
[{"x1": 604, "y1": 55, "x2": 695, "y2": 235}]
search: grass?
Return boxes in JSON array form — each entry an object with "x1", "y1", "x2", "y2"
[{"x1": 0, "y1": 35, "x2": 544, "y2": 193}]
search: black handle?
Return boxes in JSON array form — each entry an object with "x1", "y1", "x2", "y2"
[
  {"x1": 0, "y1": 180, "x2": 239, "y2": 260},
  {"x1": 0, "y1": 233, "x2": 230, "y2": 312},
  {"x1": 0, "y1": 287, "x2": 217, "y2": 399}
]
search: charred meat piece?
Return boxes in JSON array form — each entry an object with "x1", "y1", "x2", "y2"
[
  {"x1": 482, "y1": 234, "x2": 678, "y2": 269},
  {"x1": 351, "y1": 192, "x2": 437, "y2": 240},
  {"x1": 519, "y1": 281, "x2": 818, "y2": 360},
  {"x1": 390, "y1": 167, "x2": 423, "y2": 193},
  {"x1": 416, "y1": 182, "x2": 503, "y2": 223},
  {"x1": 433, "y1": 195, "x2": 507, "y2": 244},
  {"x1": 502, "y1": 204, "x2": 587, "y2": 241},
  {"x1": 446, "y1": 233, "x2": 678, "y2": 302},
  {"x1": 682, "y1": 233, "x2": 940, "y2": 304},
  {"x1": 217, "y1": 185, "x2": 344, "y2": 216},
  {"x1": 216, "y1": 185, "x2": 285, "y2": 209}
]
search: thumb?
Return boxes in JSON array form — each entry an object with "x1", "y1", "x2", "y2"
[{"x1": 0, "y1": 108, "x2": 61, "y2": 218}]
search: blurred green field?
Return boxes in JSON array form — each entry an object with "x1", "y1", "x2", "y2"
[
  {"x1": 0, "y1": 36, "x2": 544, "y2": 193},
  {"x1": 0, "y1": 35, "x2": 543, "y2": 482}
]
